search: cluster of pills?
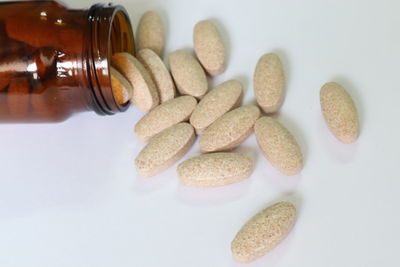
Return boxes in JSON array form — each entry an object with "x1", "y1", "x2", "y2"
[{"x1": 111, "y1": 11, "x2": 360, "y2": 263}]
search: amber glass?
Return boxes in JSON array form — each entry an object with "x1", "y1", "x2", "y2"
[{"x1": 0, "y1": 0, "x2": 134, "y2": 122}]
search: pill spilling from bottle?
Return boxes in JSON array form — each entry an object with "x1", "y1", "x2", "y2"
[
  {"x1": 121, "y1": 10, "x2": 360, "y2": 263},
  {"x1": 0, "y1": 2, "x2": 361, "y2": 264}
]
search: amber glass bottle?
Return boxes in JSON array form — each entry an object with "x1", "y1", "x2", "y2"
[{"x1": 0, "y1": 0, "x2": 134, "y2": 122}]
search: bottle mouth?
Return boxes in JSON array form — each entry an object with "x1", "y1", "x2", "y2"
[{"x1": 87, "y1": 3, "x2": 134, "y2": 115}]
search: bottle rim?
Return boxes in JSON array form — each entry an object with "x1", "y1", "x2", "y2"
[{"x1": 86, "y1": 3, "x2": 134, "y2": 115}]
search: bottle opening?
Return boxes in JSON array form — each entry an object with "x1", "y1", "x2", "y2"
[{"x1": 87, "y1": 3, "x2": 134, "y2": 116}]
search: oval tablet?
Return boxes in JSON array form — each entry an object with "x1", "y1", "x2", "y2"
[
  {"x1": 135, "y1": 96, "x2": 197, "y2": 142},
  {"x1": 137, "y1": 48, "x2": 176, "y2": 103},
  {"x1": 178, "y1": 152, "x2": 253, "y2": 187},
  {"x1": 190, "y1": 79, "x2": 243, "y2": 134},
  {"x1": 135, "y1": 123, "x2": 195, "y2": 178},
  {"x1": 110, "y1": 67, "x2": 133, "y2": 105},
  {"x1": 254, "y1": 117, "x2": 303, "y2": 175},
  {"x1": 136, "y1": 11, "x2": 165, "y2": 56},
  {"x1": 320, "y1": 82, "x2": 359, "y2": 144},
  {"x1": 193, "y1": 20, "x2": 225, "y2": 76},
  {"x1": 231, "y1": 201, "x2": 296, "y2": 263},
  {"x1": 200, "y1": 105, "x2": 260, "y2": 153},
  {"x1": 169, "y1": 50, "x2": 208, "y2": 99},
  {"x1": 254, "y1": 53, "x2": 285, "y2": 113},
  {"x1": 111, "y1": 52, "x2": 159, "y2": 112}
]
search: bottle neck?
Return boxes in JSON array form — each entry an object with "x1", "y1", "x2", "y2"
[{"x1": 86, "y1": 3, "x2": 134, "y2": 115}]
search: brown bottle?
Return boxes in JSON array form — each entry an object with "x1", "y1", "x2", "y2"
[{"x1": 0, "y1": 0, "x2": 135, "y2": 122}]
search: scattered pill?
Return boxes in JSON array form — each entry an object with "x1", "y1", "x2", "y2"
[
  {"x1": 254, "y1": 53, "x2": 285, "y2": 113},
  {"x1": 254, "y1": 116, "x2": 303, "y2": 175},
  {"x1": 320, "y1": 82, "x2": 359, "y2": 144},
  {"x1": 169, "y1": 50, "x2": 208, "y2": 99},
  {"x1": 135, "y1": 96, "x2": 197, "y2": 142},
  {"x1": 178, "y1": 152, "x2": 253, "y2": 187},
  {"x1": 193, "y1": 20, "x2": 225, "y2": 76},
  {"x1": 200, "y1": 105, "x2": 260, "y2": 153},
  {"x1": 136, "y1": 11, "x2": 165, "y2": 56},
  {"x1": 231, "y1": 201, "x2": 296, "y2": 263},
  {"x1": 190, "y1": 79, "x2": 243, "y2": 134},
  {"x1": 137, "y1": 48, "x2": 175, "y2": 103},
  {"x1": 135, "y1": 122, "x2": 195, "y2": 177},
  {"x1": 111, "y1": 52, "x2": 159, "y2": 112},
  {"x1": 110, "y1": 67, "x2": 133, "y2": 105}
]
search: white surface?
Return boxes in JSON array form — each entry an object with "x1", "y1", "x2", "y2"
[{"x1": 1, "y1": 0, "x2": 399, "y2": 266}]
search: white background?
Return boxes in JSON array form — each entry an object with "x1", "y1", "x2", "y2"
[{"x1": 1, "y1": 0, "x2": 399, "y2": 266}]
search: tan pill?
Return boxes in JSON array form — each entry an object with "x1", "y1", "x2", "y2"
[
  {"x1": 111, "y1": 52, "x2": 159, "y2": 112},
  {"x1": 135, "y1": 123, "x2": 195, "y2": 177},
  {"x1": 137, "y1": 48, "x2": 176, "y2": 103},
  {"x1": 190, "y1": 79, "x2": 243, "y2": 134},
  {"x1": 254, "y1": 53, "x2": 285, "y2": 113},
  {"x1": 231, "y1": 201, "x2": 296, "y2": 263},
  {"x1": 200, "y1": 105, "x2": 261, "y2": 153},
  {"x1": 178, "y1": 152, "x2": 253, "y2": 187},
  {"x1": 135, "y1": 96, "x2": 197, "y2": 142},
  {"x1": 320, "y1": 82, "x2": 359, "y2": 144},
  {"x1": 169, "y1": 50, "x2": 208, "y2": 99},
  {"x1": 254, "y1": 117, "x2": 303, "y2": 175},
  {"x1": 136, "y1": 11, "x2": 165, "y2": 56},
  {"x1": 110, "y1": 67, "x2": 133, "y2": 105},
  {"x1": 193, "y1": 20, "x2": 225, "y2": 76}
]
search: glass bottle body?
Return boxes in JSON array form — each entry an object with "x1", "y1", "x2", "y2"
[{"x1": 0, "y1": 0, "x2": 134, "y2": 122}]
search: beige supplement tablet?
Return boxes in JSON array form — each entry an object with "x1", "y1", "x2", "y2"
[
  {"x1": 200, "y1": 105, "x2": 261, "y2": 153},
  {"x1": 190, "y1": 79, "x2": 243, "y2": 134},
  {"x1": 231, "y1": 201, "x2": 296, "y2": 263},
  {"x1": 177, "y1": 152, "x2": 253, "y2": 187},
  {"x1": 110, "y1": 67, "x2": 133, "y2": 105},
  {"x1": 254, "y1": 53, "x2": 285, "y2": 113},
  {"x1": 135, "y1": 96, "x2": 197, "y2": 142},
  {"x1": 193, "y1": 20, "x2": 225, "y2": 76},
  {"x1": 169, "y1": 50, "x2": 208, "y2": 99},
  {"x1": 136, "y1": 11, "x2": 165, "y2": 56},
  {"x1": 254, "y1": 116, "x2": 303, "y2": 175},
  {"x1": 320, "y1": 82, "x2": 359, "y2": 144},
  {"x1": 111, "y1": 52, "x2": 159, "y2": 112},
  {"x1": 137, "y1": 48, "x2": 176, "y2": 103},
  {"x1": 135, "y1": 122, "x2": 195, "y2": 177}
]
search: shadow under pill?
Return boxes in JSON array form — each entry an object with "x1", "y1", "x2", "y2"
[
  {"x1": 317, "y1": 114, "x2": 359, "y2": 163},
  {"x1": 272, "y1": 48, "x2": 291, "y2": 103},
  {"x1": 230, "y1": 74, "x2": 250, "y2": 97},
  {"x1": 131, "y1": 171, "x2": 174, "y2": 194},
  {"x1": 234, "y1": 144, "x2": 259, "y2": 166},
  {"x1": 175, "y1": 178, "x2": 252, "y2": 206},
  {"x1": 259, "y1": 162, "x2": 303, "y2": 192}
]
